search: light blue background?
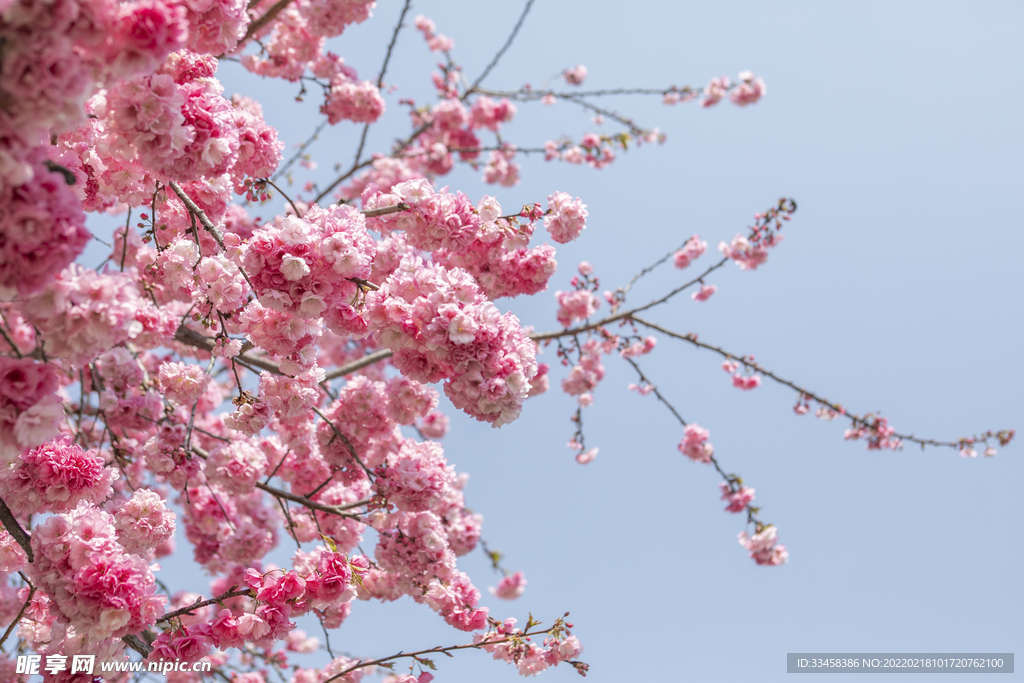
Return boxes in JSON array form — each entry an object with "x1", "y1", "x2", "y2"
[{"x1": 82, "y1": 1, "x2": 1023, "y2": 680}]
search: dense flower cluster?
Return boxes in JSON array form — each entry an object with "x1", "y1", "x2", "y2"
[
  {"x1": 29, "y1": 503, "x2": 166, "y2": 641},
  {"x1": 738, "y1": 526, "x2": 788, "y2": 566},
  {"x1": 0, "y1": 437, "x2": 118, "y2": 517},
  {"x1": 361, "y1": 257, "x2": 539, "y2": 426},
  {"x1": 678, "y1": 424, "x2": 714, "y2": 463},
  {"x1": 0, "y1": 358, "x2": 62, "y2": 462}
]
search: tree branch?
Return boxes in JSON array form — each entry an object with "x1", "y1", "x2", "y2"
[
  {"x1": 631, "y1": 316, "x2": 1013, "y2": 451},
  {"x1": 0, "y1": 496, "x2": 32, "y2": 562},
  {"x1": 156, "y1": 588, "x2": 253, "y2": 625}
]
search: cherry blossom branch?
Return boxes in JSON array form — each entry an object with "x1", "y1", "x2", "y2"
[
  {"x1": 155, "y1": 588, "x2": 253, "y2": 625},
  {"x1": 466, "y1": 0, "x2": 537, "y2": 95},
  {"x1": 531, "y1": 257, "x2": 730, "y2": 341},
  {"x1": 623, "y1": 356, "x2": 768, "y2": 530},
  {"x1": 272, "y1": 119, "x2": 328, "y2": 182},
  {"x1": 0, "y1": 574, "x2": 34, "y2": 646},
  {"x1": 239, "y1": 0, "x2": 296, "y2": 47},
  {"x1": 122, "y1": 634, "x2": 153, "y2": 657},
  {"x1": 0, "y1": 495, "x2": 32, "y2": 562},
  {"x1": 322, "y1": 349, "x2": 394, "y2": 381},
  {"x1": 167, "y1": 181, "x2": 229, "y2": 251},
  {"x1": 0, "y1": 322, "x2": 22, "y2": 358},
  {"x1": 631, "y1": 316, "x2": 1015, "y2": 452},
  {"x1": 173, "y1": 326, "x2": 283, "y2": 376},
  {"x1": 348, "y1": 0, "x2": 413, "y2": 175},
  {"x1": 261, "y1": 178, "x2": 302, "y2": 217},
  {"x1": 321, "y1": 623, "x2": 560, "y2": 683},
  {"x1": 253, "y1": 482, "x2": 364, "y2": 519}
]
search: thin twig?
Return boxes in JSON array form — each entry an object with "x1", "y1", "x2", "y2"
[
  {"x1": 466, "y1": 0, "x2": 536, "y2": 96},
  {"x1": 156, "y1": 588, "x2": 253, "y2": 624}
]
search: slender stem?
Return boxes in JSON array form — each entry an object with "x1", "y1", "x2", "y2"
[
  {"x1": 322, "y1": 626, "x2": 559, "y2": 683},
  {"x1": 254, "y1": 481, "x2": 363, "y2": 519},
  {"x1": 156, "y1": 588, "x2": 253, "y2": 624},
  {"x1": 466, "y1": 0, "x2": 536, "y2": 96},
  {"x1": 631, "y1": 316, "x2": 1003, "y2": 450},
  {"x1": 0, "y1": 578, "x2": 34, "y2": 646},
  {"x1": 263, "y1": 178, "x2": 303, "y2": 218}
]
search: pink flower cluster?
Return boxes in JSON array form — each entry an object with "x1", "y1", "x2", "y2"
[
  {"x1": 29, "y1": 503, "x2": 165, "y2": 641},
  {"x1": 414, "y1": 14, "x2": 453, "y2": 52},
  {"x1": 543, "y1": 192, "x2": 589, "y2": 244},
  {"x1": 722, "y1": 362, "x2": 762, "y2": 391},
  {"x1": 702, "y1": 76, "x2": 731, "y2": 107},
  {"x1": 555, "y1": 289, "x2": 600, "y2": 328},
  {"x1": 738, "y1": 526, "x2": 788, "y2": 566},
  {"x1": 719, "y1": 482, "x2": 755, "y2": 513},
  {"x1": 692, "y1": 284, "x2": 717, "y2": 301},
  {"x1": 20, "y1": 265, "x2": 165, "y2": 366},
  {"x1": 374, "y1": 440, "x2": 455, "y2": 512},
  {"x1": 183, "y1": 0, "x2": 248, "y2": 55},
  {"x1": 364, "y1": 182, "x2": 558, "y2": 300},
  {"x1": 0, "y1": 152, "x2": 91, "y2": 297},
  {"x1": 0, "y1": 437, "x2": 118, "y2": 517},
  {"x1": 678, "y1": 424, "x2": 714, "y2": 463},
  {"x1": 731, "y1": 71, "x2": 767, "y2": 106},
  {"x1": 620, "y1": 336, "x2": 657, "y2": 359},
  {"x1": 844, "y1": 415, "x2": 901, "y2": 450},
  {"x1": 243, "y1": 206, "x2": 376, "y2": 319},
  {"x1": 157, "y1": 360, "x2": 211, "y2": 407},
  {"x1": 477, "y1": 617, "x2": 584, "y2": 677},
  {"x1": 673, "y1": 235, "x2": 707, "y2": 269},
  {"x1": 362, "y1": 257, "x2": 539, "y2": 426},
  {"x1": 423, "y1": 570, "x2": 489, "y2": 631},
  {"x1": 206, "y1": 440, "x2": 270, "y2": 494},
  {"x1": 0, "y1": 358, "x2": 62, "y2": 461},
  {"x1": 561, "y1": 339, "x2": 607, "y2": 398},
  {"x1": 719, "y1": 232, "x2": 783, "y2": 271},
  {"x1": 563, "y1": 64, "x2": 588, "y2": 85},
  {"x1": 113, "y1": 488, "x2": 177, "y2": 556},
  {"x1": 321, "y1": 77, "x2": 386, "y2": 125},
  {"x1": 489, "y1": 571, "x2": 527, "y2": 600}
]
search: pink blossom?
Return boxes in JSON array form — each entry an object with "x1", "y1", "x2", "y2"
[
  {"x1": 678, "y1": 424, "x2": 714, "y2": 463},
  {"x1": 718, "y1": 482, "x2": 755, "y2": 513},
  {"x1": 113, "y1": 488, "x2": 176, "y2": 555},
  {"x1": 489, "y1": 571, "x2": 527, "y2": 600},
  {"x1": 692, "y1": 284, "x2": 717, "y2": 301},
  {"x1": 0, "y1": 437, "x2": 118, "y2": 516},
  {"x1": 544, "y1": 192, "x2": 588, "y2": 244},
  {"x1": 738, "y1": 526, "x2": 788, "y2": 566},
  {"x1": 730, "y1": 72, "x2": 766, "y2": 106},
  {"x1": 563, "y1": 64, "x2": 588, "y2": 85}
]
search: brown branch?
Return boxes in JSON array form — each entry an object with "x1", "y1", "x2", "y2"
[
  {"x1": 166, "y1": 181, "x2": 254, "y2": 289},
  {"x1": 240, "y1": 0, "x2": 296, "y2": 46},
  {"x1": 362, "y1": 202, "x2": 410, "y2": 218},
  {"x1": 122, "y1": 634, "x2": 153, "y2": 658},
  {"x1": 322, "y1": 349, "x2": 394, "y2": 381},
  {"x1": 0, "y1": 496, "x2": 32, "y2": 562},
  {"x1": 466, "y1": 0, "x2": 537, "y2": 96},
  {"x1": 254, "y1": 482, "x2": 364, "y2": 519},
  {"x1": 173, "y1": 326, "x2": 283, "y2": 376},
  {"x1": 156, "y1": 588, "x2": 253, "y2": 624},
  {"x1": 531, "y1": 258, "x2": 730, "y2": 342},
  {"x1": 322, "y1": 625, "x2": 560, "y2": 683},
  {"x1": 631, "y1": 316, "x2": 1010, "y2": 450}
]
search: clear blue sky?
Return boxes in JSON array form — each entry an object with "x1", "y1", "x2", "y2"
[{"x1": 85, "y1": 1, "x2": 1024, "y2": 680}]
